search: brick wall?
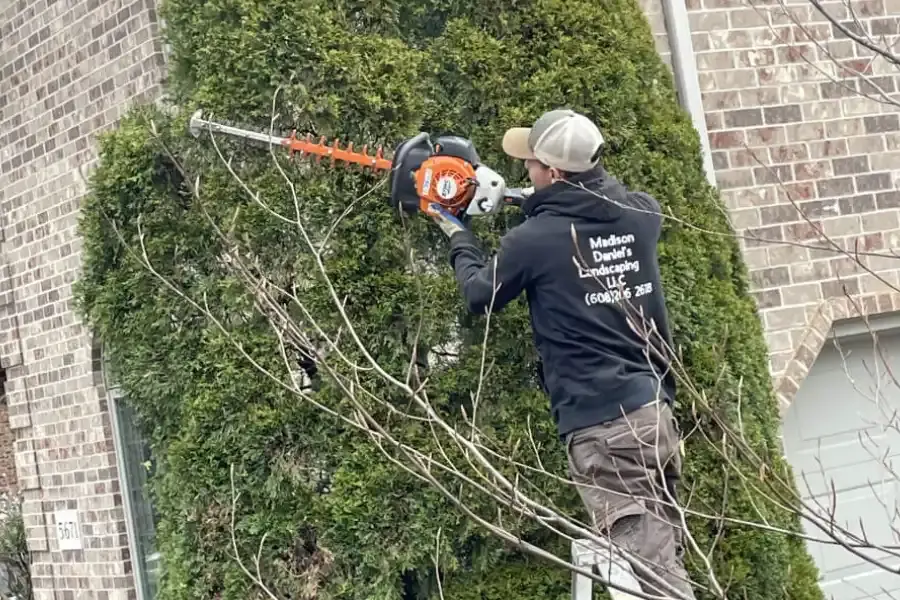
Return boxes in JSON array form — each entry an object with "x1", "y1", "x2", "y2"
[
  {"x1": 639, "y1": 0, "x2": 900, "y2": 408},
  {"x1": 0, "y1": 0, "x2": 165, "y2": 598},
  {"x1": 0, "y1": 0, "x2": 896, "y2": 594}
]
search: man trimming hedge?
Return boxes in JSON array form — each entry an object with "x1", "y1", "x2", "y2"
[{"x1": 427, "y1": 108, "x2": 696, "y2": 599}]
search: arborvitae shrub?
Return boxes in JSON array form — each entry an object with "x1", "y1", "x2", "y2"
[{"x1": 75, "y1": 0, "x2": 823, "y2": 598}]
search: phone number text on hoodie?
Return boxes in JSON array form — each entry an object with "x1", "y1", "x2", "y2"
[{"x1": 584, "y1": 282, "x2": 653, "y2": 306}]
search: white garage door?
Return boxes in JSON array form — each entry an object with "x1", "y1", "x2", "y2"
[{"x1": 783, "y1": 327, "x2": 900, "y2": 600}]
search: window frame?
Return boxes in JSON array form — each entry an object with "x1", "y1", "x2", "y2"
[{"x1": 101, "y1": 354, "x2": 160, "y2": 600}]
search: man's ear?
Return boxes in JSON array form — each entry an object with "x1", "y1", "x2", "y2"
[{"x1": 549, "y1": 167, "x2": 563, "y2": 182}]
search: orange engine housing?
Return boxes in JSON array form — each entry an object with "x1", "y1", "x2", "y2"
[{"x1": 413, "y1": 155, "x2": 478, "y2": 215}]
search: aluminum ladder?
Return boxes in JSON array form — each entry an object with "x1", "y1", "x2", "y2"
[{"x1": 571, "y1": 538, "x2": 645, "y2": 600}]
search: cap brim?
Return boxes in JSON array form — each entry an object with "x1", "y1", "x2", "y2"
[{"x1": 501, "y1": 127, "x2": 536, "y2": 160}]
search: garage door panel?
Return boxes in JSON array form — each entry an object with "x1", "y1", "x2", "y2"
[
  {"x1": 819, "y1": 564, "x2": 900, "y2": 600},
  {"x1": 806, "y1": 488, "x2": 900, "y2": 571},
  {"x1": 796, "y1": 414, "x2": 900, "y2": 449},
  {"x1": 790, "y1": 436, "x2": 899, "y2": 475},
  {"x1": 816, "y1": 546, "x2": 900, "y2": 583},
  {"x1": 793, "y1": 453, "x2": 900, "y2": 500},
  {"x1": 794, "y1": 368, "x2": 900, "y2": 442},
  {"x1": 783, "y1": 330, "x2": 900, "y2": 600}
]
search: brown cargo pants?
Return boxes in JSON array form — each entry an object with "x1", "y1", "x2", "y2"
[{"x1": 566, "y1": 401, "x2": 696, "y2": 599}]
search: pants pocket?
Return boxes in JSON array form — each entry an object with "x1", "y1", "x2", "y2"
[
  {"x1": 596, "y1": 495, "x2": 647, "y2": 534},
  {"x1": 568, "y1": 432, "x2": 648, "y2": 534},
  {"x1": 602, "y1": 422, "x2": 659, "y2": 450},
  {"x1": 566, "y1": 430, "x2": 600, "y2": 480}
]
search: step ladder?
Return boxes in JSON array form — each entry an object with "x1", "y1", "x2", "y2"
[{"x1": 571, "y1": 539, "x2": 645, "y2": 600}]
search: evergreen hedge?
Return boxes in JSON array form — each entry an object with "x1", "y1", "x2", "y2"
[{"x1": 74, "y1": 0, "x2": 824, "y2": 598}]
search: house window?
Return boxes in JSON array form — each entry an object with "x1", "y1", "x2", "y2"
[{"x1": 97, "y1": 348, "x2": 161, "y2": 599}]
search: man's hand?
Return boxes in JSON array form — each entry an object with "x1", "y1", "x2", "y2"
[{"x1": 425, "y1": 202, "x2": 469, "y2": 238}]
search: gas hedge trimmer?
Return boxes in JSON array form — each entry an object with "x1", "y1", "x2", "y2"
[{"x1": 188, "y1": 110, "x2": 533, "y2": 226}]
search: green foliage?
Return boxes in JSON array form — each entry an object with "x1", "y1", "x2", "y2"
[
  {"x1": 0, "y1": 498, "x2": 32, "y2": 600},
  {"x1": 74, "y1": 0, "x2": 824, "y2": 598}
]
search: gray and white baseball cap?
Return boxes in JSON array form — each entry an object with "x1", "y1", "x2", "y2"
[{"x1": 501, "y1": 109, "x2": 605, "y2": 173}]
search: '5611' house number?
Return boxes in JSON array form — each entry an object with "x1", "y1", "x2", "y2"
[{"x1": 54, "y1": 509, "x2": 82, "y2": 550}]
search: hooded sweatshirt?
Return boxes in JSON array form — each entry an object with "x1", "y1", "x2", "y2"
[{"x1": 448, "y1": 166, "x2": 676, "y2": 438}]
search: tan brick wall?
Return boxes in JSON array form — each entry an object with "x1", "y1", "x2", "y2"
[
  {"x1": 644, "y1": 0, "x2": 900, "y2": 406},
  {"x1": 0, "y1": 0, "x2": 165, "y2": 598},
  {"x1": 0, "y1": 0, "x2": 895, "y2": 593}
]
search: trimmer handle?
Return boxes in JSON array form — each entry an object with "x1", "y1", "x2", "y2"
[{"x1": 503, "y1": 187, "x2": 534, "y2": 207}]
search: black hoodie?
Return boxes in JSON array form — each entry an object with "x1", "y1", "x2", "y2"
[{"x1": 448, "y1": 167, "x2": 676, "y2": 438}]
